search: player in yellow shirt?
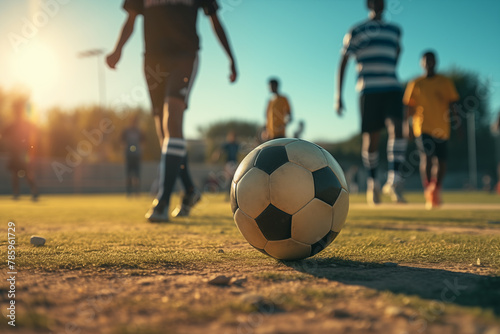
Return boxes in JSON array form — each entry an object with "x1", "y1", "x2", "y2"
[
  {"x1": 265, "y1": 78, "x2": 292, "y2": 140},
  {"x1": 403, "y1": 51, "x2": 460, "y2": 209}
]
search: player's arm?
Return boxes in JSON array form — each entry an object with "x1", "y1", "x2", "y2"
[
  {"x1": 106, "y1": 11, "x2": 138, "y2": 69},
  {"x1": 208, "y1": 12, "x2": 237, "y2": 83},
  {"x1": 335, "y1": 52, "x2": 350, "y2": 116}
]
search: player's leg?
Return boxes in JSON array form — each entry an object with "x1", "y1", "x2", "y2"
[
  {"x1": 382, "y1": 91, "x2": 407, "y2": 203},
  {"x1": 360, "y1": 93, "x2": 388, "y2": 205},
  {"x1": 418, "y1": 135, "x2": 433, "y2": 208},
  {"x1": 362, "y1": 130, "x2": 382, "y2": 205},
  {"x1": 146, "y1": 97, "x2": 186, "y2": 222},
  {"x1": 145, "y1": 55, "x2": 200, "y2": 222},
  {"x1": 431, "y1": 138, "x2": 448, "y2": 207}
]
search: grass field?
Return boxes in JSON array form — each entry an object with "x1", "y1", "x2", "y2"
[{"x1": 1, "y1": 192, "x2": 499, "y2": 334}]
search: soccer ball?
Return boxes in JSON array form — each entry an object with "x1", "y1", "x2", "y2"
[{"x1": 230, "y1": 138, "x2": 349, "y2": 260}]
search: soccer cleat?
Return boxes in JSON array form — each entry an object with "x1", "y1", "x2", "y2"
[
  {"x1": 366, "y1": 179, "x2": 381, "y2": 206},
  {"x1": 145, "y1": 199, "x2": 169, "y2": 223},
  {"x1": 382, "y1": 181, "x2": 407, "y2": 204},
  {"x1": 171, "y1": 189, "x2": 202, "y2": 218}
]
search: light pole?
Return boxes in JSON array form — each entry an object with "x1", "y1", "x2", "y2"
[{"x1": 77, "y1": 48, "x2": 107, "y2": 108}]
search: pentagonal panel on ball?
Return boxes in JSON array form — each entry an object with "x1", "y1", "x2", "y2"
[
  {"x1": 254, "y1": 145, "x2": 289, "y2": 175},
  {"x1": 321, "y1": 148, "x2": 348, "y2": 190},
  {"x1": 255, "y1": 204, "x2": 292, "y2": 241},
  {"x1": 310, "y1": 231, "x2": 339, "y2": 256},
  {"x1": 265, "y1": 238, "x2": 312, "y2": 260},
  {"x1": 234, "y1": 209, "x2": 268, "y2": 249},
  {"x1": 236, "y1": 168, "x2": 270, "y2": 219},
  {"x1": 332, "y1": 188, "x2": 349, "y2": 232},
  {"x1": 313, "y1": 167, "x2": 342, "y2": 206},
  {"x1": 291, "y1": 198, "x2": 333, "y2": 245},
  {"x1": 270, "y1": 162, "x2": 314, "y2": 214},
  {"x1": 233, "y1": 147, "x2": 261, "y2": 184},
  {"x1": 285, "y1": 140, "x2": 328, "y2": 172}
]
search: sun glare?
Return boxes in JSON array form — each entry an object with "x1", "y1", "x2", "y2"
[{"x1": 11, "y1": 41, "x2": 59, "y2": 93}]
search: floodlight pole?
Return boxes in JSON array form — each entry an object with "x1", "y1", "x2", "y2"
[
  {"x1": 77, "y1": 49, "x2": 107, "y2": 108},
  {"x1": 467, "y1": 112, "x2": 477, "y2": 189}
]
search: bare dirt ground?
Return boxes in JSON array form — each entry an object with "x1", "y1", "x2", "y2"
[{"x1": 3, "y1": 261, "x2": 499, "y2": 334}]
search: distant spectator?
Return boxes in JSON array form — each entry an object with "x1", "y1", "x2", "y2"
[
  {"x1": 121, "y1": 114, "x2": 145, "y2": 196},
  {"x1": 293, "y1": 120, "x2": 305, "y2": 139},
  {"x1": 211, "y1": 130, "x2": 240, "y2": 195},
  {"x1": 1, "y1": 97, "x2": 39, "y2": 200}
]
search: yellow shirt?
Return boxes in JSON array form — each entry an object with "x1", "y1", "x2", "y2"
[
  {"x1": 266, "y1": 95, "x2": 291, "y2": 139},
  {"x1": 403, "y1": 74, "x2": 459, "y2": 140}
]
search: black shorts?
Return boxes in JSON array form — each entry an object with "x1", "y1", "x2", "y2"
[
  {"x1": 144, "y1": 53, "x2": 199, "y2": 116},
  {"x1": 416, "y1": 134, "x2": 448, "y2": 160},
  {"x1": 360, "y1": 90, "x2": 403, "y2": 133}
]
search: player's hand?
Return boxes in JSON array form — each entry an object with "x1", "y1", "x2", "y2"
[
  {"x1": 335, "y1": 98, "x2": 344, "y2": 116},
  {"x1": 229, "y1": 60, "x2": 237, "y2": 83},
  {"x1": 106, "y1": 50, "x2": 121, "y2": 69}
]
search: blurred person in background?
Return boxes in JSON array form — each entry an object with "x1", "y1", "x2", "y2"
[
  {"x1": 336, "y1": 0, "x2": 407, "y2": 205},
  {"x1": 403, "y1": 50, "x2": 460, "y2": 209},
  {"x1": 265, "y1": 78, "x2": 292, "y2": 140},
  {"x1": 121, "y1": 114, "x2": 145, "y2": 196},
  {"x1": 1, "y1": 96, "x2": 39, "y2": 200}
]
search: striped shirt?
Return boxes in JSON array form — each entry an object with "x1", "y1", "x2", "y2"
[{"x1": 342, "y1": 19, "x2": 402, "y2": 94}]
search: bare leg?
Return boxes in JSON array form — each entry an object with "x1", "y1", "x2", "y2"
[{"x1": 420, "y1": 153, "x2": 432, "y2": 187}]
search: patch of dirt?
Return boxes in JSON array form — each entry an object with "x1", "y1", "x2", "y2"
[
  {"x1": 362, "y1": 223, "x2": 500, "y2": 235},
  {"x1": 1, "y1": 263, "x2": 499, "y2": 334},
  {"x1": 350, "y1": 203, "x2": 500, "y2": 211}
]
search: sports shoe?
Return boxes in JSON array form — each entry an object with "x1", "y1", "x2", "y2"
[
  {"x1": 382, "y1": 181, "x2": 407, "y2": 203},
  {"x1": 366, "y1": 179, "x2": 381, "y2": 206},
  {"x1": 171, "y1": 189, "x2": 202, "y2": 218},
  {"x1": 145, "y1": 199, "x2": 169, "y2": 223}
]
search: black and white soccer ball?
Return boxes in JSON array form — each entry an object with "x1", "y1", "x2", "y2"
[{"x1": 230, "y1": 138, "x2": 349, "y2": 260}]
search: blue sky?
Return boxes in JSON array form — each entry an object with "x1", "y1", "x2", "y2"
[{"x1": 1, "y1": 0, "x2": 499, "y2": 142}]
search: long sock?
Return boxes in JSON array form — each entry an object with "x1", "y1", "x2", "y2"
[
  {"x1": 362, "y1": 150, "x2": 379, "y2": 180},
  {"x1": 157, "y1": 138, "x2": 186, "y2": 206},
  {"x1": 387, "y1": 138, "x2": 407, "y2": 184},
  {"x1": 179, "y1": 155, "x2": 195, "y2": 194}
]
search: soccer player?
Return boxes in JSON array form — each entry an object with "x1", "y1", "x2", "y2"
[
  {"x1": 121, "y1": 114, "x2": 145, "y2": 196},
  {"x1": 107, "y1": 0, "x2": 237, "y2": 222},
  {"x1": 265, "y1": 78, "x2": 292, "y2": 140},
  {"x1": 404, "y1": 51, "x2": 460, "y2": 209},
  {"x1": 336, "y1": 0, "x2": 407, "y2": 205},
  {"x1": 1, "y1": 96, "x2": 39, "y2": 201}
]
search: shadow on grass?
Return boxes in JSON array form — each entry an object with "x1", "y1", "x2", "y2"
[{"x1": 284, "y1": 258, "x2": 500, "y2": 315}]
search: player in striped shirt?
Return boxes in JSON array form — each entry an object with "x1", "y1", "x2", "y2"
[{"x1": 336, "y1": 0, "x2": 407, "y2": 205}]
